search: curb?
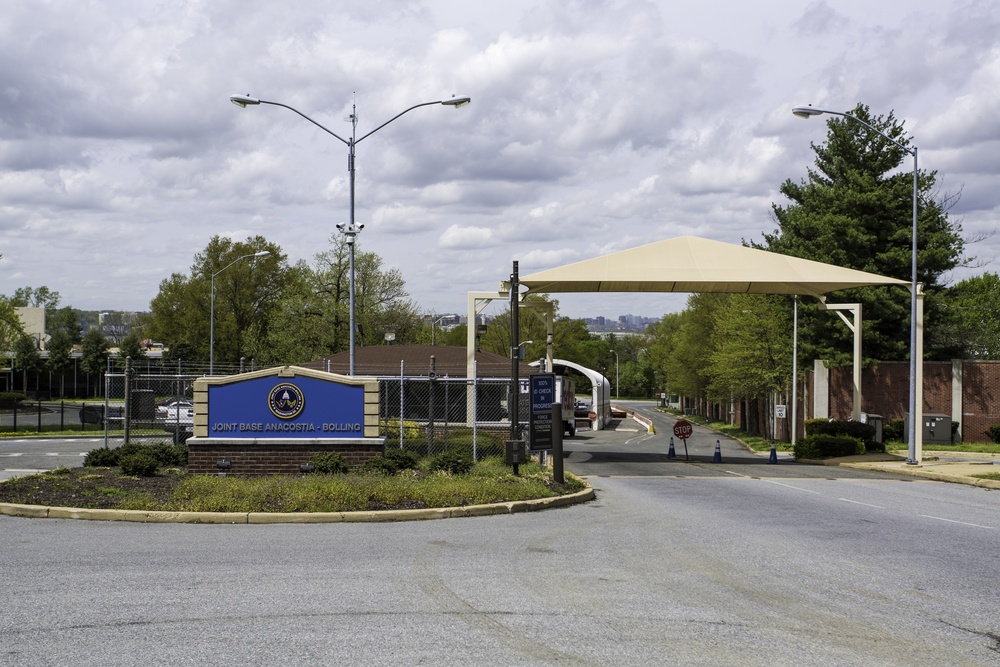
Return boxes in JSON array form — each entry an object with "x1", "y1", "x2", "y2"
[
  {"x1": 0, "y1": 481, "x2": 595, "y2": 524},
  {"x1": 799, "y1": 457, "x2": 1000, "y2": 490}
]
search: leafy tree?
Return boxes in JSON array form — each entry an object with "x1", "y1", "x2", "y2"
[
  {"x1": 13, "y1": 334, "x2": 43, "y2": 393},
  {"x1": 0, "y1": 298, "x2": 25, "y2": 374},
  {"x1": 760, "y1": 103, "x2": 964, "y2": 365},
  {"x1": 10, "y1": 286, "x2": 60, "y2": 310},
  {"x1": 941, "y1": 273, "x2": 1000, "y2": 358},
  {"x1": 47, "y1": 329, "x2": 75, "y2": 397},
  {"x1": 704, "y1": 294, "x2": 792, "y2": 402},
  {"x1": 80, "y1": 328, "x2": 110, "y2": 396},
  {"x1": 119, "y1": 330, "x2": 147, "y2": 360},
  {"x1": 148, "y1": 235, "x2": 285, "y2": 367}
]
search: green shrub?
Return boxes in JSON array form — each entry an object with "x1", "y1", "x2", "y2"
[
  {"x1": 119, "y1": 453, "x2": 160, "y2": 477},
  {"x1": 429, "y1": 449, "x2": 474, "y2": 475},
  {"x1": 310, "y1": 452, "x2": 348, "y2": 474},
  {"x1": 0, "y1": 392, "x2": 27, "y2": 409},
  {"x1": 84, "y1": 447, "x2": 119, "y2": 467},
  {"x1": 883, "y1": 418, "x2": 905, "y2": 442},
  {"x1": 383, "y1": 447, "x2": 420, "y2": 470},
  {"x1": 361, "y1": 456, "x2": 400, "y2": 475},
  {"x1": 381, "y1": 419, "x2": 422, "y2": 440},
  {"x1": 439, "y1": 429, "x2": 505, "y2": 460},
  {"x1": 794, "y1": 434, "x2": 865, "y2": 460},
  {"x1": 144, "y1": 443, "x2": 188, "y2": 466},
  {"x1": 987, "y1": 425, "x2": 1000, "y2": 444}
]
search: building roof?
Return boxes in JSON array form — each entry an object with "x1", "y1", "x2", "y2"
[{"x1": 303, "y1": 345, "x2": 537, "y2": 378}]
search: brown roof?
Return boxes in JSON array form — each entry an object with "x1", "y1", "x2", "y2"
[{"x1": 302, "y1": 345, "x2": 537, "y2": 378}]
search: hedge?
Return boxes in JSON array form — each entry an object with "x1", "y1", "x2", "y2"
[{"x1": 793, "y1": 434, "x2": 865, "y2": 460}]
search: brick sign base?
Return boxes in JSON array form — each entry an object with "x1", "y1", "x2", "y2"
[{"x1": 186, "y1": 438, "x2": 384, "y2": 476}]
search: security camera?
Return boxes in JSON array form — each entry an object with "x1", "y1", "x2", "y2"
[
  {"x1": 336, "y1": 223, "x2": 345, "y2": 231},
  {"x1": 358, "y1": 224, "x2": 365, "y2": 230}
]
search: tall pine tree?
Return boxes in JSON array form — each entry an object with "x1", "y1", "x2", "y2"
[{"x1": 760, "y1": 104, "x2": 964, "y2": 365}]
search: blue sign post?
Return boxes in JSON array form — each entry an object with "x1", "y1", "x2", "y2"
[{"x1": 529, "y1": 373, "x2": 555, "y2": 451}]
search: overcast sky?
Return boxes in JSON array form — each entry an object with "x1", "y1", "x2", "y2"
[{"x1": 2, "y1": 0, "x2": 998, "y2": 322}]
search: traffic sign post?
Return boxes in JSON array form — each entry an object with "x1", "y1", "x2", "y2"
[{"x1": 673, "y1": 419, "x2": 693, "y2": 460}]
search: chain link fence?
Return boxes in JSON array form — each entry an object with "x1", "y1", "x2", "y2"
[
  {"x1": 2, "y1": 356, "x2": 533, "y2": 457},
  {"x1": 378, "y1": 376, "x2": 528, "y2": 460}
]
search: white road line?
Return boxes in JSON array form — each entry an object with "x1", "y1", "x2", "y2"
[
  {"x1": 919, "y1": 515, "x2": 997, "y2": 530},
  {"x1": 0, "y1": 453, "x2": 24, "y2": 457},
  {"x1": 838, "y1": 498, "x2": 886, "y2": 509},
  {"x1": 725, "y1": 470, "x2": 747, "y2": 477},
  {"x1": 764, "y1": 479, "x2": 822, "y2": 494}
]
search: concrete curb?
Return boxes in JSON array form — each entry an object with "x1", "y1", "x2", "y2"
[
  {"x1": 0, "y1": 480, "x2": 595, "y2": 524},
  {"x1": 798, "y1": 456, "x2": 1000, "y2": 490}
]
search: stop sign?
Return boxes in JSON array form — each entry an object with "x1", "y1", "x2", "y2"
[{"x1": 673, "y1": 419, "x2": 693, "y2": 440}]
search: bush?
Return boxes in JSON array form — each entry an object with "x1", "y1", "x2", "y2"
[
  {"x1": 987, "y1": 425, "x2": 1000, "y2": 444},
  {"x1": 439, "y1": 429, "x2": 505, "y2": 460},
  {"x1": 381, "y1": 419, "x2": 422, "y2": 440},
  {"x1": 794, "y1": 434, "x2": 865, "y2": 460},
  {"x1": 883, "y1": 418, "x2": 905, "y2": 443},
  {"x1": 429, "y1": 449, "x2": 474, "y2": 475},
  {"x1": 84, "y1": 443, "x2": 188, "y2": 468},
  {"x1": 361, "y1": 456, "x2": 400, "y2": 475},
  {"x1": 310, "y1": 452, "x2": 348, "y2": 474},
  {"x1": 383, "y1": 447, "x2": 420, "y2": 470},
  {"x1": 84, "y1": 447, "x2": 119, "y2": 467},
  {"x1": 119, "y1": 453, "x2": 160, "y2": 477},
  {"x1": 0, "y1": 392, "x2": 27, "y2": 409}
]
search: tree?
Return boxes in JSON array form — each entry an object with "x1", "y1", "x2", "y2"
[
  {"x1": 79, "y1": 328, "x2": 110, "y2": 397},
  {"x1": 148, "y1": 235, "x2": 286, "y2": 368},
  {"x1": 10, "y1": 286, "x2": 60, "y2": 310},
  {"x1": 118, "y1": 331, "x2": 147, "y2": 361},
  {"x1": 13, "y1": 334, "x2": 43, "y2": 394},
  {"x1": 761, "y1": 103, "x2": 964, "y2": 365},
  {"x1": 0, "y1": 298, "x2": 25, "y2": 377},
  {"x1": 940, "y1": 273, "x2": 1000, "y2": 359}
]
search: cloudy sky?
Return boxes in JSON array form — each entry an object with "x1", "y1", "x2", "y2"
[{"x1": 2, "y1": 0, "x2": 998, "y2": 322}]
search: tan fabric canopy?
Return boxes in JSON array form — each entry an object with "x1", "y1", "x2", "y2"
[{"x1": 520, "y1": 236, "x2": 908, "y2": 297}]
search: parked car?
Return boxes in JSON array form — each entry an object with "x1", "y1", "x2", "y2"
[
  {"x1": 161, "y1": 402, "x2": 194, "y2": 444},
  {"x1": 78, "y1": 404, "x2": 124, "y2": 425},
  {"x1": 156, "y1": 398, "x2": 193, "y2": 420}
]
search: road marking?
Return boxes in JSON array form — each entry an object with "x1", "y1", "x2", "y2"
[
  {"x1": 725, "y1": 470, "x2": 747, "y2": 477},
  {"x1": 838, "y1": 498, "x2": 886, "y2": 509},
  {"x1": 0, "y1": 453, "x2": 24, "y2": 457},
  {"x1": 763, "y1": 479, "x2": 822, "y2": 494},
  {"x1": 919, "y1": 515, "x2": 996, "y2": 530}
]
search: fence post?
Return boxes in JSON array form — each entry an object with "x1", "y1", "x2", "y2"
[
  {"x1": 399, "y1": 360, "x2": 405, "y2": 449},
  {"x1": 428, "y1": 356, "x2": 436, "y2": 456},
  {"x1": 472, "y1": 363, "x2": 478, "y2": 461},
  {"x1": 123, "y1": 356, "x2": 132, "y2": 445}
]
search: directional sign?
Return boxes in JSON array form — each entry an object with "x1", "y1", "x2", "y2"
[{"x1": 673, "y1": 419, "x2": 693, "y2": 440}]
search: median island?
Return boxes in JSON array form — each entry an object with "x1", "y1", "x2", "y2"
[{"x1": 0, "y1": 443, "x2": 589, "y2": 517}]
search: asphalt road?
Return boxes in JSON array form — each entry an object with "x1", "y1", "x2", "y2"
[{"x1": 2, "y1": 406, "x2": 1000, "y2": 665}]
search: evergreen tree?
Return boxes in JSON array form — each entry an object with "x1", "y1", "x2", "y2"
[{"x1": 761, "y1": 103, "x2": 964, "y2": 365}]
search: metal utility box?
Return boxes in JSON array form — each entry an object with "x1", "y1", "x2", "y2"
[
  {"x1": 904, "y1": 413, "x2": 952, "y2": 445},
  {"x1": 861, "y1": 413, "x2": 883, "y2": 444}
]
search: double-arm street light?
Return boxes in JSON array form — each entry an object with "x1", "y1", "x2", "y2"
[
  {"x1": 210, "y1": 251, "x2": 270, "y2": 375},
  {"x1": 792, "y1": 105, "x2": 921, "y2": 464},
  {"x1": 230, "y1": 93, "x2": 471, "y2": 375}
]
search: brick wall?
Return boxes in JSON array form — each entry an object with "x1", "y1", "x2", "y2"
[
  {"x1": 187, "y1": 440, "x2": 384, "y2": 475},
  {"x1": 821, "y1": 360, "x2": 1000, "y2": 442}
]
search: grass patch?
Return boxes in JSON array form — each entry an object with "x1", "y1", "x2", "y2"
[
  {"x1": 0, "y1": 457, "x2": 586, "y2": 513},
  {"x1": 970, "y1": 472, "x2": 1000, "y2": 481},
  {"x1": 886, "y1": 442, "x2": 1000, "y2": 455}
]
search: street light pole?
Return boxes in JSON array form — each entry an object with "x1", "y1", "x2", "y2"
[
  {"x1": 792, "y1": 105, "x2": 922, "y2": 464},
  {"x1": 230, "y1": 93, "x2": 471, "y2": 375},
  {"x1": 610, "y1": 350, "x2": 619, "y2": 399},
  {"x1": 210, "y1": 251, "x2": 270, "y2": 376}
]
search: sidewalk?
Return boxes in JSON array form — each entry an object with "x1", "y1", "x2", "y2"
[{"x1": 806, "y1": 451, "x2": 1000, "y2": 490}]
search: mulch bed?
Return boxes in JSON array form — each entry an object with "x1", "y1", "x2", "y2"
[{"x1": 0, "y1": 467, "x2": 183, "y2": 509}]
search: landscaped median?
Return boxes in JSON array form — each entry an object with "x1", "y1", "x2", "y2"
[
  {"x1": 0, "y1": 485, "x2": 595, "y2": 523},
  {"x1": 0, "y1": 449, "x2": 595, "y2": 523}
]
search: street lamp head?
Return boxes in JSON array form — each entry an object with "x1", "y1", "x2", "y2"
[
  {"x1": 230, "y1": 94, "x2": 261, "y2": 108},
  {"x1": 441, "y1": 96, "x2": 471, "y2": 108},
  {"x1": 792, "y1": 105, "x2": 826, "y2": 119},
  {"x1": 253, "y1": 251, "x2": 270, "y2": 258}
]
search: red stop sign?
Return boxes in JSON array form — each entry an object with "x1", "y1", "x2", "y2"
[{"x1": 673, "y1": 419, "x2": 693, "y2": 440}]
